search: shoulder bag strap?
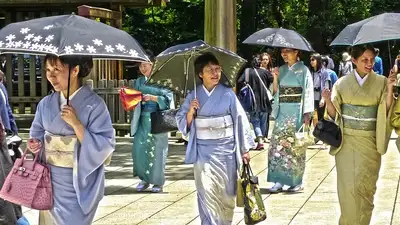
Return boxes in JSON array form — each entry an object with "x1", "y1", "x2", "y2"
[{"x1": 253, "y1": 68, "x2": 273, "y2": 100}]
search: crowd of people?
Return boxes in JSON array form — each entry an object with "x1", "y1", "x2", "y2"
[{"x1": 0, "y1": 41, "x2": 397, "y2": 225}]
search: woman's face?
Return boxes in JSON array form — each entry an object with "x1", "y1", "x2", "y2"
[
  {"x1": 352, "y1": 49, "x2": 375, "y2": 74},
  {"x1": 260, "y1": 55, "x2": 269, "y2": 67},
  {"x1": 46, "y1": 58, "x2": 78, "y2": 92},
  {"x1": 139, "y1": 62, "x2": 153, "y2": 77},
  {"x1": 281, "y1": 48, "x2": 298, "y2": 63},
  {"x1": 200, "y1": 63, "x2": 221, "y2": 87},
  {"x1": 310, "y1": 57, "x2": 317, "y2": 68}
]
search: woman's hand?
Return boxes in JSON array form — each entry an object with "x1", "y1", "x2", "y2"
[
  {"x1": 143, "y1": 94, "x2": 158, "y2": 102},
  {"x1": 272, "y1": 67, "x2": 279, "y2": 79},
  {"x1": 242, "y1": 152, "x2": 250, "y2": 164},
  {"x1": 321, "y1": 88, "x2": 332, "y2": 104},
  {"x1": 188, "y1": 99, "x2": 200, "y2": 116},
  {"x1": 303, "y1": 113, "x2": 310, "y2": 124},
  {"x1": 27, "y1": 138, "x2": 41, "y2": 154},
  {"x1": 61, "y1": 105, "x2": 81, "y2": 128},
  {"x1": 388, "y1": 69, "x2": 397, "y2": 90}
]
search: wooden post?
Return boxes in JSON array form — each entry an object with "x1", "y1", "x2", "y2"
[{"x1": 204, "y1": 0, "x2": 237, "y2": 52}]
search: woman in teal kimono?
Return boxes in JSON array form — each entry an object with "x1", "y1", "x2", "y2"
[
  {"x1": 131, "y1": 50, "x2": 173, "y2": 193},
  {"x1": 266, "y1": 48, "x2": 314, "y2": 193}
]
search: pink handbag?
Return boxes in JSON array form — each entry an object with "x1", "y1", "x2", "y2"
[{"x1": 0, "y1": 149, "x2": 53, "y2": 210}]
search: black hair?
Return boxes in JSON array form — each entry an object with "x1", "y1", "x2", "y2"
[
  {"x1": 375, "y1": 48, "x2": 380, "y2": 55},
  {"x1": 44, "y1": 55, "x2": 93, "y2": 78},
  {"x1": 321, "y1": 55, "x2": 329, "y2": 67},
  {"x1": 310, "y1": 53, "x2": 323, "y2": 72},
  {"x1": 144, "y1": 49, "x2": 155, "y2": 62},
  {"x1": 351, "y1": 44, "x2": 376, "y2": 60},
  {"x1": 251, "y1": 56, "x2": 260, "y2": 68},
  {"x1": 194, "y1": 52, "x2": 220, "y2": 76}
]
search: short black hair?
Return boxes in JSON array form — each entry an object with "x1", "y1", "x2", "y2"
[
  {"x1": 194, "y1": 52, "x2": 219, "y2": 76},
  {"x1": 375, "y1": 48, "x2": 380, "y2": 54},
  {"x1": 44, "y1": 55, "x2": 93, "y2": 78},
  {"x1": 351, "y1": 44, "x2": 376, "y2": 60}
]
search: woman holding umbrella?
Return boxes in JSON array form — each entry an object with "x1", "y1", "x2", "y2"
[
  {"x1": 176, "y1": 52, "x2": 254, "y2": 225},
  {"x1": 28, "y1": 55, "x2": 115, "y2": 225},
  {"x1": 131, "y1": 50, "x2": 174, "y2": 193},
  {"x1": 266, "y1": 48, "x2": 314, "y2": 193},
  {"x1": 322, "y1": 44, "x2": 395, "y2": 225}
]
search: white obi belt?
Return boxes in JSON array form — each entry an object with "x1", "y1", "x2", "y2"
[{"x1": 195, "y1": 115, "x2": 234, "y2": 140}]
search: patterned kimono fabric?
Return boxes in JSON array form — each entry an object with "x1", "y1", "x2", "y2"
[
  {"x1": 131, "y1": 76, "x2": 173, "y2": 186},
  {"x1": 267, "y1": 62, "x2": 314, "y2": 187},
  {"x1": 29, "y1": 86, "x2": 116, "y2": 225},
  {"x1": 328, "y1": 72, "x2": 392, "y2": 225},
  {"x1": 176, "y1": 85, "x2": 254, "y2": 225}
]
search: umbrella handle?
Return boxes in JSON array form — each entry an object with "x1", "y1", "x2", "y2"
[{"x1": 66, "y1": 69, "x2": 71, "y2": 105}]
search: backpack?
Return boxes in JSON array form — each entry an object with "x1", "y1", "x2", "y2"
[{"x1": 238, "y1": 68, "x2": 256, "y2": 112}]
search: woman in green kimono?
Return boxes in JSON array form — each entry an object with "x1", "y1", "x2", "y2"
[
  {"x1": 131, "y1": 50, "x2": 174, "y2": 193},
  {"x1": 323, "y1": 44, "x2": 396, "y2": 225},
  {"x1": 266, "y1": 48, "x2": 314, "y2": 193}
]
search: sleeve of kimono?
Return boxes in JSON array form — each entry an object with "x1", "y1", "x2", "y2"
[
  {"x1": 376, "y1": 79, "x2": 393, "y2": 154},
  {"x1": 303, "y1": 69, "x2": 314, "y2": 114},
  {"x1": 175, "y1": 92, "x2": 195, "y2": 136},
  {"x1": 391, "y1": 99, "x2": 400, "y2": 129},
  {"x1": 156, "y1": 89, "x2": 173, "y2": 111},
  {"x1": 229, "y1": 91, "x2": 256, "y2": 153},
  {"x1": 29, "y1": 99, "x2": 45, "y2": 144},
  {"x1": 73, "y1": 99, "x2": 116, "y2": 214}
]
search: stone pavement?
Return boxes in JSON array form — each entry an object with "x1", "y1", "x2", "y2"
[{"x1": 21, "y1": 132, "x2": 400, "y2": 225}]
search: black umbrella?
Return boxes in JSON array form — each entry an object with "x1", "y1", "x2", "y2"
[
  {"x1": 0, "y1": 14, "x2": 149, "y2": 62},
  {"x1": 0, "y1": 14, "x2": 149, "y2": 104},
  {"x1": 147, "y1": 40, "x2": 246, "y2": 97},
  {"x1": 243, "y1": 27, "x2": 314, "y2": 52},
  {"x1": 330, "y1": 13, "x2": 400, "y2": 46}
]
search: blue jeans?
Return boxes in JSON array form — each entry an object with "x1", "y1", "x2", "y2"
[{"x1": 250, "y1": 111, "x2": 270, "y2": 137}]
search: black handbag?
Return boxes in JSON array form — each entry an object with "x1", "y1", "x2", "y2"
[
  {"x1": 150, "y1": 109, "x2": 178, "y2": 134},
  {"x1": 312, "y1": 119, "x2": 342, "y2": 148}
]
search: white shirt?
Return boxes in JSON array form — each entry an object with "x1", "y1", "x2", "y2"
[
  {"x1": 60, "y1": 86, "x2": 84, "y2": 108},
  {"x1": 202, "y1": 85, "x2": 216, "y2": 96},
  {"x1": 354, "y1": 70, "x2": 368, "y2": 86}
]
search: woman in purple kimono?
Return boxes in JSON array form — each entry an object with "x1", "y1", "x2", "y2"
[
  {"x1": 27, "y1": 55, "x2": 115, "y2": 225},
  {"x1": 176, "y1": 53, "x2": 255, "y2": 225}
]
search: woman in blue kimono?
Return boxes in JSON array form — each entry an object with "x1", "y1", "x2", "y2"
[
  {"x1": 131, "y1": 50, "x2": 173, "y2": 193},
  {"x1": 266, "y1": 48, "x2": 314, "y2": 193},
  {"x1": 27, "y1": 55, "x2": 115, "y2": 225},
  {"x1": 176, "y1": 53, "x2": 255, "y2": 225}
]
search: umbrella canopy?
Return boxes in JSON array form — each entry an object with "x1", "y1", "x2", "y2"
[
  {"x1": 243, "y1": 27, "x2": 314, "y2": 52},
  {"x1": 0, "y1": 14, "x2": 149, "y2": 62},
  {"x1": 330, "y1": 13, "x2": 400, "y2": 46},
  {"x1": 147, "y1": 40, "x2": 247, "y2": 97}
]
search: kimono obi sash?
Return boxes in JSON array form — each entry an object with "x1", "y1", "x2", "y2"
[
  {"x1": 195, "y1": 115, "x2": 234, "y2": 140},
  {"x1": 44, "y1": 132, "x2": 77, "y2": 168},
  {"x1": 341, "y1": 104, "x2": 377, "y2": 131},
  {"x1": 279, "y1": 86, "x2": 303, "y2": 103}
]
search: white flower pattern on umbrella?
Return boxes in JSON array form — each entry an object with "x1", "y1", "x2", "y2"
[
  {"x1": 43, "y1": 25, "x2": 54, "y2": 30},
  {"x1": 24, "y1": 34, "x2": 35, "y2": 41},
  {"x1": 20, "y1": 28, "x2": 30, "y2": 34},
  {"x1": 64, "y1": 46, "x2": 74, "y2": 54},
  {"x1": 74, "y1": 43, "x2": 84, "y2": 52},
  {"x1": 0, "y1": 41, "x2": 3, "y2": 47},
  {"x1": 38, "y1": 44, "x2": 46, "y2": 51},
  {"x1": 5, "y1": 34, "x2": 16, "y2": 42},
  {"x1": 23, "y1": 42, "x2": 31, "y2": 49},
  {"x1": 93, "y1": 39, "x2": 103, "y2": 46},
  {"x1": 105, "y1": 45, "x2": 114, "y2": 53},
  {"x1": 14, "y1": 41, "x2": 23, "y2": 48},
  {"x1": 46, "y1": 44, "x2": 55, "y2": 52},
  {"x1": 31, "y1": 43, "x2": 40, "y2": 50},
  {"x1": 129, "y1": 49, "x2": 138, "y2": 57},
  {"x1": 45, "y1": 35, "x2": 54, "y2": 42},
  {"x1": 33, "y1": 35, "x2": 42, "y2": 43},
  {"x1": 115, "y1": 43, "x2": 125, "y2": 52},
  {"x1": 5, "y1": 42, "x2": 13, "y2": 48},
  {"x1": 86, "y1": 45, "x2": 96, "y2": 53}
]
